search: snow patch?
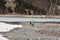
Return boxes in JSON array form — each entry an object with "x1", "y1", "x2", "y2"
[
  {"x1": 0, "y1": 22, "x2": 23, "y2": 40},
  {"x1": 0, "y1": 22, "x2": 23, "y2": 32}
]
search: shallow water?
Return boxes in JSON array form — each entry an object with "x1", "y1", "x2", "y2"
[{"x1": 0, "y1": 17, "x2": 60, "y2": 22}]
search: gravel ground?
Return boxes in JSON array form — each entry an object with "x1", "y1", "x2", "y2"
[{"x1": 1, "y1": 22, "x2": 60, "y2": 40}]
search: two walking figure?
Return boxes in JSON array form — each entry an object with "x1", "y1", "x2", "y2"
[{"x1": 30, "y1": 21, "x2": 34, "y2": 27}]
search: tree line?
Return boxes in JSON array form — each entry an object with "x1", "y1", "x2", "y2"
[{"x1": 0, "y1": 0, "x2": 60, "y2": 15}]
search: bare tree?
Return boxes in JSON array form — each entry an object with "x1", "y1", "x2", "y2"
[{"x1": 47, "y1": 0, "x2": 58, "y2": 15}]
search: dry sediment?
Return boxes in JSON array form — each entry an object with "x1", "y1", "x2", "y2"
[{"x1": 1, "y1": 23, "x2": 60, "y2": 40}]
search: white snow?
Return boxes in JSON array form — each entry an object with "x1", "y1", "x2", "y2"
[
  {"x1": 0, "y1": 22, "x2": 23, "y2": 40},
  {"x1": 0, "y1": 22, "x2": 23, "y2": 32}
]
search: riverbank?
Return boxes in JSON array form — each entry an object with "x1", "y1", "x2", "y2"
[
  {"x1": 0, "y1": 15, "x2": 60, "y2": 18},
  {"x1": 1, "y1": 22, "x2": 60, "y2": 40}
]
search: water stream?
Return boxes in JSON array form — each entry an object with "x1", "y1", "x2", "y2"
[{"x1": 0, "y1": 17, "x2": 60, "y2": 22}]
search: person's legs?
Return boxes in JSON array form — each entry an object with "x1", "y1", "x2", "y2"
[{"x1": 30, "y1": 21, "x2": 34, "y2": 27}]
